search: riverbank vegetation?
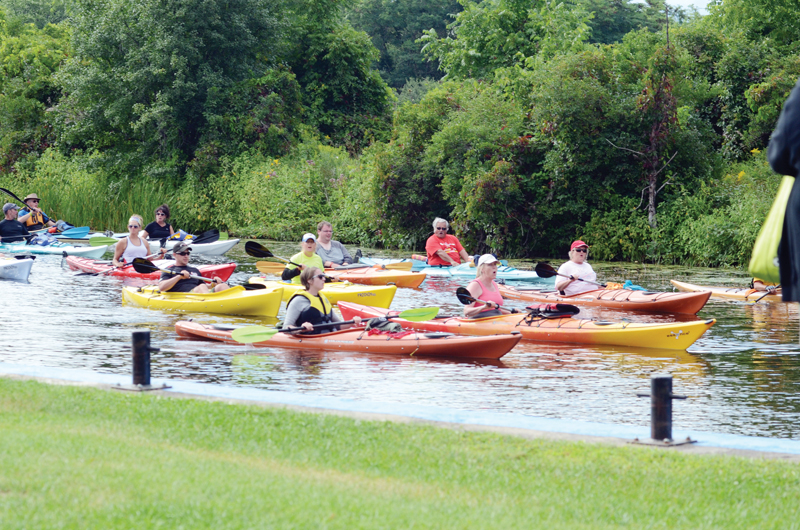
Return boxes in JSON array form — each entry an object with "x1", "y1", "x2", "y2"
[
  {"x1": 0, "y1": 0, "x2": 797, "y2": 265},
  {"x1": 2, "y1": 377, "x2": 799, "y2": 528}
]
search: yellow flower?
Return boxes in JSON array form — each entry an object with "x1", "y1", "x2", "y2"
[
  {"x1": 738, "y1": 171, "x2": 746, "y2": 178},
  {"x1": 751, "y1": 148, "x2": 761, "y2": 154}
]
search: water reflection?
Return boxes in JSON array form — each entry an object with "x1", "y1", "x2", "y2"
[{"x1": 1, "y1": 245, "x2": 800, "y2": 439}]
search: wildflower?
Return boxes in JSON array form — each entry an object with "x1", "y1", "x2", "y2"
[{"x1": 751, "y1": 148, "x2": 761, "y2": 154}]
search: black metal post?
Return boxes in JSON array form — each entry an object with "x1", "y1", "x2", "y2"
[
  {"x1": 131, "y1": 330, "x2": 151, "y2": 386},
  {"x1": 650, "y1": 374, "x2": 673, "y2": 441}
]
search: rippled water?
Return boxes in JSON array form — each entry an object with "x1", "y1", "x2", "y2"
[{"x1": 2, "y1": 242, "x2": 799, "y2": 440}]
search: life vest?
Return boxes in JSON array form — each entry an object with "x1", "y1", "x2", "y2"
[
  {"x1": 286, "y1": 290, "x2": 335, "y2": 334},
  {"x1": 22, "y1": 210, "x2": 46, "y2": 230}
]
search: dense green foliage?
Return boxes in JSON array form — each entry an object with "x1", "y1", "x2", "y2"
[
  {"x1": 4, "y1": 378, "x2": 800, "y2": 528},
  {"x1": 0, "y1": 0, "x2": 798, "y2": 266}
]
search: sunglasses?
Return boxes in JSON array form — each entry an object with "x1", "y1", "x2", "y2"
[
  {"x1": 128, "y1": 225, "x2": 140, "y2": 228},
  {"x1": 174, "y1": 251, "x2": 191, "y2": 256},
  {"x1": 156, "y1": 212, "x2": 166, "y2": 216},
  {"x1": 435, "y1": 227, "x2": 448, "y2": 231},
  {"x1": 314, "y1": 274, "x2": 326, "y2": 280},
  {"x1": 29, "y1": 200, "x2": 40, "y2": 203},
  {"x1": 574, "y1": 248, "x2": 588, "y2": 253}
]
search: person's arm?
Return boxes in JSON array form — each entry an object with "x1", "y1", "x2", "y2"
[
  {"x1": 112, "y1": 239, "x2": 127, "y2": 267},
  {"x1": 281, "y1": 266, "x2": 302, "y2": 281},
  {"x1": 458, "y1": 249, "x2": 470, "y2": 263},
  {"x1": 339, "y1": 242, "x2": 353, "y2": 265},
  {"x1": 158, "y1": 270, "x2": 190, "y2": 292},
  {"x1": 753, "y1": 279, "x2": 778, "y2": 293},
  {"x1": 316, "y1": 246, "x2": 334, "y2": 268},
  {"x1": 435, "y1": 249, "x2": 459, "y2": 266},
  {"x1": 283, "y1": 297, "x2": 309, "y2": 330},
  {"x1": 17, "y1": 209, "x2": 31, "y2": 224}
]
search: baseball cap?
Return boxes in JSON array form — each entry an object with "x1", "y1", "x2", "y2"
[
  {"x1": 173, "y1": 242, "x2": 193, "y2": 254},
  {"x1": 3, "y1": 203, "x2": 18, "y2": 213},
  {"x1": 478, "y1": 254, "x2": 499, "y2": 266},
  {"x1": 570, "y1": 240, "x2": 589, "y2": 251},
  {"x1": 302, "y1": 233, "x2": 316, "y2": 242}
]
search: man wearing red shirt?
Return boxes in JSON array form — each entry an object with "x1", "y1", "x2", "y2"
[{"x1": 425, "y1": 217, "x2": 471, "y2": 266}]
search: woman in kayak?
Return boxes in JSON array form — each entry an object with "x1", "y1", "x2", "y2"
[
  {"x1": 464, "y1": 254, "x2": 518, "y2": 318},
  {"x1": 316, "y1": 221, "x2": 353, "y2": 267},
  {"x1": 281, "y1": 233, "x2": 326, "y2": 284},
  {"x1": 144, "y1": 204, "x2": 174, "y2": 240},
  {"x1": 283, "y1": 267, "x2": 361, "y2": 333},
  {"x1": 555, "y1": 240, "x2": 598, "y2": 296},
  {"x1": 112, "y1": 215, "x2": 153, "y2": 267}
]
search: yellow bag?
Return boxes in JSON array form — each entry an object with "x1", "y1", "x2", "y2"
[{"x1": 749, "y1": 176, "x2": 795, "y2": 284}]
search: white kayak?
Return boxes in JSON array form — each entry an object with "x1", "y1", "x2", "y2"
[
  {"x1": 146, "y1": 238, "x2": 239, "y2": 256},
  {"x1": 0, "y1": 242, "x2": 108, "y2": 259},
  {"x1": 0, "y1": 257, "x2": 34, "y2": 281}
]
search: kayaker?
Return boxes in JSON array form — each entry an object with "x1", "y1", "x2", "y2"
[
  {"x1": 752, "y1": 278, "x2": 780, "y2": 293},
  {"x1": 425, "y1": 217, "x2": 470, "y2": 267},
  {"x1": 144, "y1": 204, "x2": 175, "y2": 240},
  {"x1": 315, "y1": 221, "x2": 353, "y2": 267},
  {"x1": 283, "y1": 267, "x2": 361, "y2": 333},
  {"x1": 158, "y1": 242, "x2": 230, "y2": 293},
  {"x1": 17, "y1": 193, "x2": 56, "y2": 230},
  {"x1": 464, "y1": 254, "x2": 518, "y2": 318},
  {"x1": 112, "y1": 215, "x2": 158, "y2": 267},
  {"x1": 555, "y1": 240, "x2": 598, "y2": 296},
  {"x1": 0, "y1": 203, "x2": 31, "y2": 243},
  {"x1": 281, "y1": 233, "x2": 325, "y2": 284}
]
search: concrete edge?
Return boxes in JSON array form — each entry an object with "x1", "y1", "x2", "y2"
[{"x1": 4, "y1": 372, "x2": 799, "y2": 463}]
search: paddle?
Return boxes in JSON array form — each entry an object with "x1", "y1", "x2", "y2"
[
  {"x1": 131, "y1": 258, "x2": 265, "y2": 290},
  {"x1": 231, "y1": 306, "x2": 441, "y2": 343},
  {"x1": 244, "y1": 241, "x2": 302, "y2": 266},
  {"x1": 534, "y1": 262, "x2": 607, "y2": 288},
  {"x1": 751, "y1": 285, "x2": 781, "y2": 304},
  {"x1": 0, "y1": 187, "x2": 26, "y2": 205},
  {"x1": 89, "y1": 237, "x2": 119, "y2": 247},
  {"x1": 58, "y1": 226, "x2": 91, "y2": 238},
  {"x1": 455, "y1": 287, "x2": 507, "y2": 310},
  {"x1": 76, "y1": 239, "x2": 167, "y2": 276},
  {"x1": 184, "y1": 228, "x2": 219, "y2": 245}
]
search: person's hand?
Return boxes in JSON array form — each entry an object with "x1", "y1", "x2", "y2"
[
  {"x1": 767, "y1": 285, "x2": 777, "y2": 293},
  {"x1": 510, "y1": 308, "x2": 519, "y2": 314},
  {"x1": 181, "y1": 270, "x2": 190, "y2": 279},
  {"x1": 353, "y1": 316, "x2": 362, "y2": 326},
  {"x1": 325, "y1": 261, "x2": 334, "y2": 268},
  {"x1": 301, "y1": 322, "x2": 314, "y2": 331}
]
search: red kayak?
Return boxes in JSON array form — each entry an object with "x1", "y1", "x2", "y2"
[{"x1": 66, "y1": 256, "x2": 236, "y2": 281}]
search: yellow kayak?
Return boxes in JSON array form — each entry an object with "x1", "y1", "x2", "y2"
[
  {"x1": 247, "y1": 277, "x2": 397, "y2": 308},
  {"x1": 670, "y1": 280, "x2": 783, "y2": 303},
  {"x1": 122, "y1": 285, "x2": 284, "y2": 317}
]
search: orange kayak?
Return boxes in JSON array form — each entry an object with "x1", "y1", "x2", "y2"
[
  {"x1": 338, "y1": 302, "x2": 715, "y2": 351},
  {"x1": 66, "y1": 256, "x2": 237, "y2": 281},
  {"x1": 498, "y1": 284, "x2": 711, "y2": 314},
  {"x1": 174, "y1": 321, "x2": 521, "y2": 359},
  {"x1": 327, "y1": 264, "x2": 426, "y2": 288}
]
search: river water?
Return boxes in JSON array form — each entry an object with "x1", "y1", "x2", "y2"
[{"x1": 2, "y1": 241, "x2": 799, "y2": 440}]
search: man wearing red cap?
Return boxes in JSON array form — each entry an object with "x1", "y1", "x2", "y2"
[{"x1": 556, "y1": 240, "x2": 598, "y2": 295}]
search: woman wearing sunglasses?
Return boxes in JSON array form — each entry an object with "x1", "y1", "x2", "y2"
[
  {"x1": 283, "y1": 267, "x2": 361, "y2": 334},
  {"x1": 281, "y1": 233, "x2": 326, "y2": 284},
  {"x1": 112, "y1": 215, "x2": 151, "y2": 267},
  {"x1": 144, "y1": 204, "x2": 175, "y2": 240},
  {"x1": 555, "y1": 240, "x2": 598, "y2": 296}
]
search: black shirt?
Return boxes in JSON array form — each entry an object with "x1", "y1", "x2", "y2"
[
  {"x1": 160, "y1": 264, "x2": 202, "y2": 292},
  {"x1": 0, "y1": 219, "x2": 31, "y2": 243},
  {"x1": 145, "y1": 221, "x2": 172, "y2": 239}
]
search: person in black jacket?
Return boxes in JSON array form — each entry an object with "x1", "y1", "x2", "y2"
[
  {"x1": 768, "y1": 77, "x2": 800, "y2": 301},
  {"x1": 0, "y1": 203, "x2": 31, "y2": 243}
]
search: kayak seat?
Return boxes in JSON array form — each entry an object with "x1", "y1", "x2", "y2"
[
  {"x1": 424, "y1": 332, "x2": 455, "y2": 339},
  {"x1": 211, "y1": 324, "x2": 240, "y2": 331}
]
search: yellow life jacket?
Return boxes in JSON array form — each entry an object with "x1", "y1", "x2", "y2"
[
  {"x1": 22, "y1": 209, "x2": 46, "y2": 230},
  {"x1": 286, "y1": 290, "x2": 335, "y2": 333}
]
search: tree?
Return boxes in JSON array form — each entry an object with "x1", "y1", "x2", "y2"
[{"x1": 55, "y1": 0, "x2": 283, "y2": 178}]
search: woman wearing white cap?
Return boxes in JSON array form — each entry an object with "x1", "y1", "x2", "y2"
[
  {"x1": 281, "y1": 232, "x2": 326, "y2": 284},
  {"x1": 463, "y1": 254, "x2": 517, "y2": 318},
  {"x1": 555, "y1": 240, "x2": 597, "y2": 296}
]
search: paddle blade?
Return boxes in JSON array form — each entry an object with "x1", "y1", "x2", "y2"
[
  {"x1": 191, "y1": 229, "x2": 220, "y2": 245},
  {"x1": 397, "y1": 306, "x2": 439, "y2": 321},
  {"x1": 90, "y1": 237, "x2": 118, "y2": 246},
  {"x1": 256, "y1": 261, "x2": 286, "y2": 275},
  {"x1": 534, "y1": 262, "x2": 558, "y2": 278},
  {"x1": 244, "y1": 241, "x2": 274, "y2": 258},
  {"x1": 219, "y1": 231, "x2": 229, "y2": 241},
  {"x1": 131, "y1": 258, "x2": 159, "y2": 274},
  {"x1": 456, "y1": 287, "x2": 476, "y2": 305},
  {"x1": 231, "y1": 325, "x2": 280, "y2": 343},
  {"x1": 383, "y1": 262, "x2": 413, "y2": 271}
]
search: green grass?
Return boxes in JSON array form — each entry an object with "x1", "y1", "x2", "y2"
[{"x1": 1, "y1": 378, "x2": 799, "y2": 529}]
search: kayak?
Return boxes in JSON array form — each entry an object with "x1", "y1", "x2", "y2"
[
  {"x1": 66, "y1": 256, "x2": 237, "y2": 281},
  {"x1": 146, "y1": 238, "x2": 240, "y2": 256},
  {"x1": 174, "y1": 321, "x2": 522, "y2": 359},
  {"x1": 327, "y1": 265, "x2": 426, "y2": 288},
  {"x1": 248, "y1": 278, "x2": 397, "y2": 308},
  {"x1": 122, "y1": 285, "x2": 284, "y2": 316},
  {"x1": 419, "y1": 263, "x2": 546, "y2": 282},
  {"x1": 498, "y1": 285, "x2": 711, "y2": 314},
  {"x1": 338, "y1": 302, "x2": 716, "y2": 351},
  {"x1": 359, "y1": 256, "x2": 509, "y2": 272},
  {"x1": 670, "y1": 279, "x2": 783, "y2": 303},
  {"x1": 0, "y1": 257, "x2": 33, "y2": 281},
  {"x1": 0, "y1": 242, "x2": 108, "y2": 259}
]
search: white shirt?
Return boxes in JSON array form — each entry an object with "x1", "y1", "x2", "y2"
[{"x1": 557, "y1": 261, "x2": 597, "y2": 296}]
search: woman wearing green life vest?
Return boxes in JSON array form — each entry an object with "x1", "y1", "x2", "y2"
[{"x1": 281, "y1": 233, "x2": 325, "y2": 284}]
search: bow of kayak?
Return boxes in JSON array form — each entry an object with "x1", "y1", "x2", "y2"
[
  {"x1": 175, "y1": 321, "x2": 521, "y2": 359},
  {"x1": 338, "y1": 302, "x2": 715, "y2": 351},
  {"x1": 248, "y1": 277, "x2": 397, "y2": 308},
  {"x1": 123, "y1": 285, "x2": 283, "y2": 316},
  {"x1": 0, "y1": 257, "x2": 33, "y2": 281},
  {"x1": 328, "y1": 266, "x2": 426, "y2": 288},
  {"x1": 498, "y1": 285, "x2": 711, "y2": 314},
  {"x1": 669, "y1": 280, "x2": 783, "y2": 302}
]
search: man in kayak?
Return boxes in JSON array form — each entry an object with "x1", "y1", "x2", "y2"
[
  {"x1": 17, "y1": 193, "x2": 56, "y2": 231},
  {"x1": 0, "y1": 203, "x2": 31, "y2": 243},
  {"x1": 555, "y1": 240, "x2": 598, "y2": 296},
  {"x1": 315, "y1": 221, "x2": 354, "y2": 268},
  {"x1": 158, "y1": 242, "x2": 230, "y2": 293},
  {"x1": 425, "y1": 217, "x2": 471, "y2": 267}
]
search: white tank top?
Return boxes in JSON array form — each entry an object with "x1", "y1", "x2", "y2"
[{"x1": 121, "y1": 235, "x2": 148, "y2": 262}]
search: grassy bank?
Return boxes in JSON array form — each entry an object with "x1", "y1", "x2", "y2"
[{"x1": 1, "y1": 378, "x2": 798, "y2": 528}]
